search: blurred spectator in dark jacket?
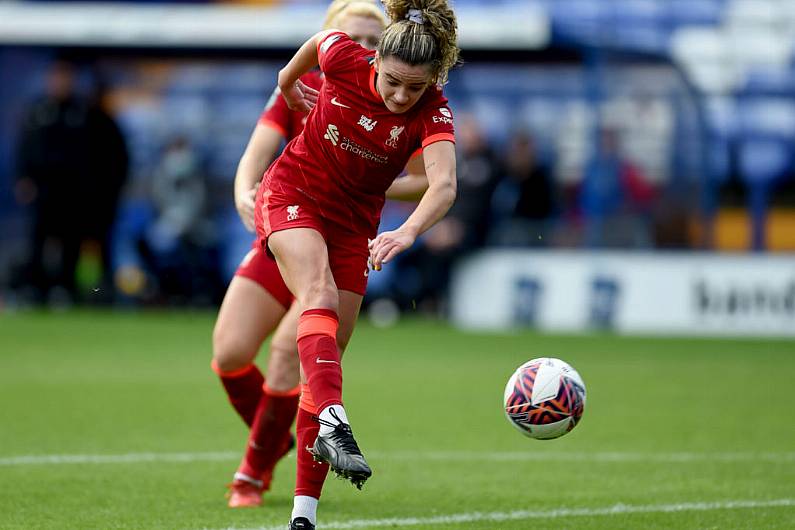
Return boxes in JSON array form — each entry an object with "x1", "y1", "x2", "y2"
[
  {"x1": 489, "y1": 130, "x2": 556, "y2": 246},
  {"x1": 395, "y1": 112, "x2": 500, "y2": 313},
  {"x1": 14, "y1": 60, "x2": 128, "y2": 305},
  {"x1": 83, "y1": 78, "x2": 130, "y2": 301}
]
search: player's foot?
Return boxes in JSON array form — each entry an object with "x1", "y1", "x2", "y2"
[
  {"x1": 310, "y1": 408, "x2": 372, "y2": 489},
  {"x1": 288, "y1": 517, "x2": 315, "y2": 530},
  {"x1": 260, "y1": 433, "x2": 296, "y2": 490},
  {"x1": 226, "y1": 477, "x2": 264, "y2": 508}
]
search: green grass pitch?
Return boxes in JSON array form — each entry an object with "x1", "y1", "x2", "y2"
[{"x1": 1, "y1": 310, "x2": 793, "y2": 529}]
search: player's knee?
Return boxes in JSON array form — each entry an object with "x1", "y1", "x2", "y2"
[
  {"x1": 213, "y1": 349, "x2": 253, "y2": 373},
  {"x1": 302, "y1": 279, "x2": 338, "y2": 311},
  {"x1": 212, "y1": 326, "x2": 255, "y2": 372}
]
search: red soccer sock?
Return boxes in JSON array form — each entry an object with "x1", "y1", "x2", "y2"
[
  {"x1": 297, "y1": 309, "x2": 343, "y2": 412},
  {"x1": 212, "y1": 360, "x2": 264, "y2": 427},
  {"x1": 238, "y1": 384, "x2": 301, "y2": 487},
  {"x1": 295, "y1": 386, "x2": 329, "y2": 498}
]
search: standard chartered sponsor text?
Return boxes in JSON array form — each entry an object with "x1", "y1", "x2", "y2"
[{"x1": 340, "y1": 136, "x2": 389, "y2": 164}]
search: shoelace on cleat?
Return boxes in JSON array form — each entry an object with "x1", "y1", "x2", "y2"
[{"x1": 313, "y1": 409, "x2": 363, "y2": 457}]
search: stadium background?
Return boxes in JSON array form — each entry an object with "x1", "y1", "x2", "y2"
[
  {"x1": 0, "y1": 1, "x2": 794, "y2": 529},
  {"x1": 2, "y1": 0, "x2": 795, "y2": 316}
]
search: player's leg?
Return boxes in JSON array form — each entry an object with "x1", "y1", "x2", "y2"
[
  {"x1": 265, "y1": 304, "x2": 302, "y2": 390},
  {"x1": 233, "y1": 303, "x2": 302, "y2": 504},
  {"x1": 299, "y1": 228, "x2": 369, "y2": 494},
  {"x1": 212, "y1": 273, "x2": 287, "y2": 427},
  {"x1": 290, "y1": 289, "x2": 362, "y2": 527},
  {"x1": 216, "y1": 247, "x2": 299, "y2": 507},
  {"x1": 269, "y1": 228, "x2": 371, "y2": 487}
]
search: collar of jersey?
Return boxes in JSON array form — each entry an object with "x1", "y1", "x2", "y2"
[{"x1": 368, "y1": 65, "x2": 381, "y2": 101}]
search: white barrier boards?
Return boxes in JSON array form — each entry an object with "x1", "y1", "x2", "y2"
[
  {"x1": 0, "y1": 3, "x2": 548, "y2": 49},
  {"x1": 450, "y1": 250, "x2": 795, "y2": 337}
]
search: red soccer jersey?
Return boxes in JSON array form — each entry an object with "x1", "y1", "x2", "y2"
[
  {"x1": 262, "y1": 32, "x2": 456, "y2": 237},
  {"x1": 258, "y1": 70, "x2": 324, "y2": 142}
]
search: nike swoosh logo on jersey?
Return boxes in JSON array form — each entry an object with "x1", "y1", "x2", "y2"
[
  {"x1": 330, "y1": 97, "x2": 351, "y2": 109},
  {"x1": 316, "y1": 358, "x2": 340, "y2": 365}
]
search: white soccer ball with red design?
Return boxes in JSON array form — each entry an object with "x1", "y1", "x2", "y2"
[{"x1": 503, "y1": 357, "x2": 586, "y2": 440}]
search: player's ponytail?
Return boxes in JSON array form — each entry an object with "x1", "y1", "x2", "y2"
[{"x1": 378, "y1": 0, "x2": 460, "y2": 85}]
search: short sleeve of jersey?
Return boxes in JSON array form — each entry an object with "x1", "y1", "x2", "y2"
[
  {"x1": 258, "y1": 87, "x2": 291, "y2": 139},
  {"x1": 317, "y1": 31, "x2": 364, "y2": 81},
  {"x1": 418, "y1": 88, "x2": 456, "y2": 150}
]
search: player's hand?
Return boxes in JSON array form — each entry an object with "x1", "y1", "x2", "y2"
[
  {"x1": 303, "y1": 82, "x2": 319, "y2": 108},
  {"x1": 235, "y1": 185, "x2": 258, "y2": 232},
  {"x1": 368, "y1": 228, "x2": 416, "y2": 271},
  {"x1": 283, "y1": 80, "x2": 319, "y2": 113}
]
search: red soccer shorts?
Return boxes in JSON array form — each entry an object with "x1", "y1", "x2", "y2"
[
  {"x1": 255, "y1": 186, "x2": 370, "y2": 296},
  {"x1": 234, "y1": 241, "x2": 294, "y2": 309}
]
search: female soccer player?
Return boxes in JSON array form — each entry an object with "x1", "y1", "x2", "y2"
[
  {"x1": 254, "y1": 1, "x2": 460, "y2": 527},
  {"x1": 212, "y1": 0, "x2": 427, "y2": 509}
]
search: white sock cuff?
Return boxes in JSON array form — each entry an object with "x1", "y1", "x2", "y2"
[
  {"x1": 291, "y1": 495, "x2": 319, "y2": 525},
  {"x1": 320, "y1": 404, "x2": 348, "y2": 424},
  {"x1": 233, "y1": 472, "x2": 263, "y2": 488},
  {"x1": 318, "y1": 405, "x2": 349, "y2": 435}
]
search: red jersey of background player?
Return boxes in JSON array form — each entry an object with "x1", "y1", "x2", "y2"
[
  {"x1": 258, "y1": 70, "x2": 324, "y2": 142},
  {"x1": 261, "y1": 31, "x2": 455, "y2": 238}
]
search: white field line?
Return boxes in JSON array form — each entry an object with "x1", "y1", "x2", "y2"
[
  {"x1": 0, "y1": 451, "x2": 240, "y2": 465},
  {"x1": 2, "y1": 450, "x2": 795, "y2": 466},
  {"x1": 209, "y1": 499, "x2": 795, "y2": 530},
  {"x1": 374, "y1": 451, "x2": 795, "y2": 463}
]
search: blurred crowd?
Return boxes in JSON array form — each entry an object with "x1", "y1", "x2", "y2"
[
  {"x1": 10, "y1": 61, "x2": 128, "y2": 307},
  {"x1": 1, "y1": 56, "x2": 788, "y2": 314},
  {"x1": 366, "y1": 112, "x2": 668, "y2": 315}
]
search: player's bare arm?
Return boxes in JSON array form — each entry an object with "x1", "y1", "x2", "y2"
[
  {"x1": 234, "y1": 124, "x2": 284, "y2": 232},
  {"x1": 369, "y1": 140, "x2": 456, "y2": 269},
  {"x1": 277, "y1": 31, "x2": 336, "y2": 113}
]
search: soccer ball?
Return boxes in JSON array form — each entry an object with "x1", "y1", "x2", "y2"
[{"x1": 503, "y1": 357, "x2": 586, "y2": 440}]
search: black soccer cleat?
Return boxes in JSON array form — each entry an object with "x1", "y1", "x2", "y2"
[
  {"x1": 310, "y1": 407, "x2": 372, "y2": 489},
  {"x1": 288, "y1": 517, "x2": 315, "y2": 530}
]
